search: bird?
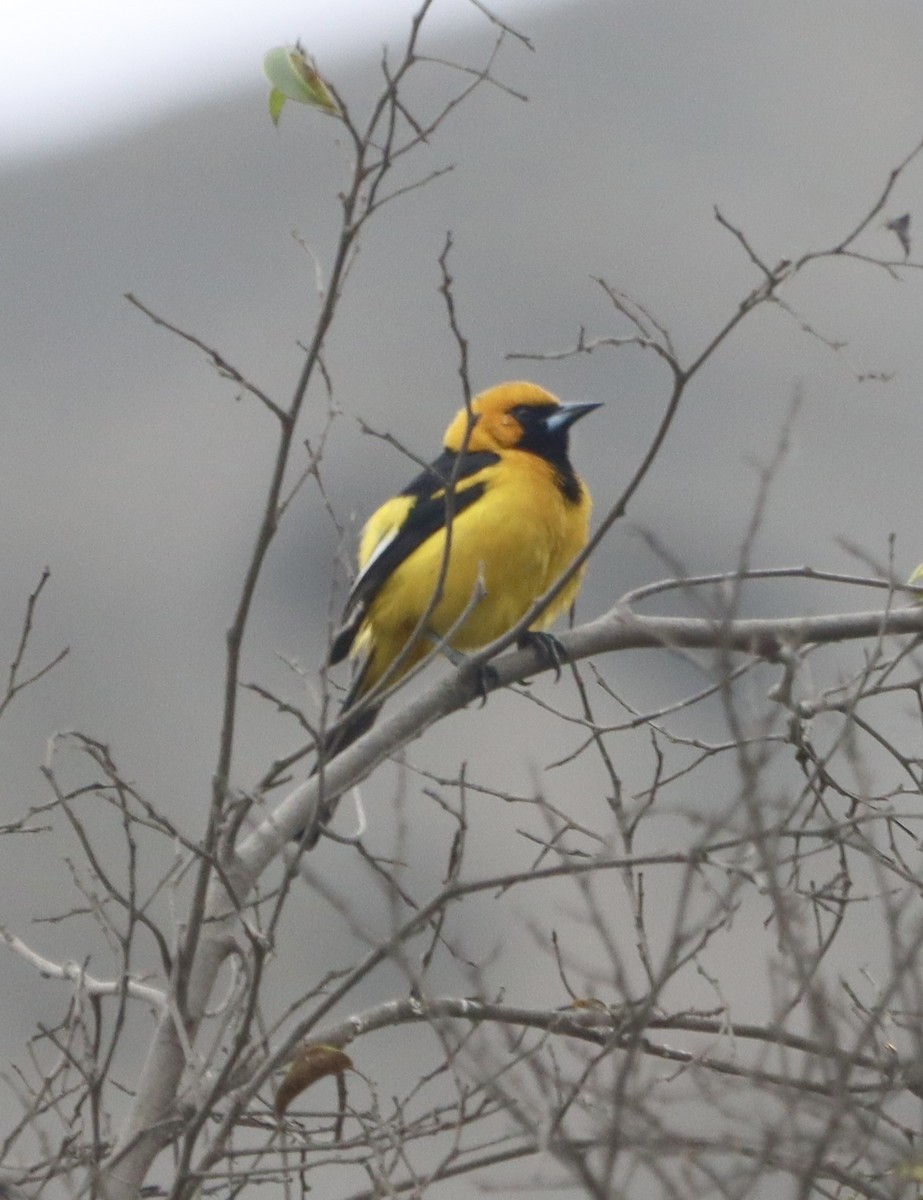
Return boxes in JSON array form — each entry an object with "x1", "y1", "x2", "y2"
[{"x1": 304, "y1": 380, "x2": 600, "y2": 844}]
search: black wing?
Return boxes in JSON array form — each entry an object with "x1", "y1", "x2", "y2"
[{"x1": 328, "y1": 448, "x2": 500, "y2": 666}]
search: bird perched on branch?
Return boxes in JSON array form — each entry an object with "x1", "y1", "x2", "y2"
[{"x1": 305, "y1": 380, "x2": 599, "y2": 844}]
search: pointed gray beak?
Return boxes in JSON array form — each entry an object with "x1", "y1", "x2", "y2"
[{"x1": 544, "y1": 401, "x2": 603, "y2": 433}]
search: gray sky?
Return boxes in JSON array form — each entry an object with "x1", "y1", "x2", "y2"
[{"x1": 1, "y1": 0, "x2": 550, "y2": 159}]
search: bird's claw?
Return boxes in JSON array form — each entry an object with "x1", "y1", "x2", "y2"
[
  {"x1": 436, "y1": 638, "x2": 499, "y2": 707},
  {"x1": 517, "y1": 630, "x2": 570, "y2": 682},
  {"x1": 472, "y1": 662, "x2": 499, "y2": 706}
]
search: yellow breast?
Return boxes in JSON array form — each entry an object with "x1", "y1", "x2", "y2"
[{"x1": 357, "y1": 450, "x2": 591, "y2": 687}]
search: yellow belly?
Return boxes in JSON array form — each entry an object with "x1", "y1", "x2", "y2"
[{"x1": 357, "y1": 453, "x2": 590, "y2": 691}]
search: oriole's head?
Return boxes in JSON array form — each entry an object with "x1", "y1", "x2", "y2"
[{"x1": 443, "y1": 381, "x2": 601, "y2": 458}]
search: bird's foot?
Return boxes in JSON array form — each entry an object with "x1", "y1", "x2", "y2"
[
  {"x1": 436, "y1": 640, "x2": 499, "y2": 707},
  {"x1": 517, "y1": 630, "x2": 570, "y2": 682},
  {"x1": 470, "y1": 662, "x2": 500, "y2": 706}
]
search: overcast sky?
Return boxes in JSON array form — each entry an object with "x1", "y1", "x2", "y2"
[{"x1": 1, "y1": 0, "x2": 548, "y2": 160}]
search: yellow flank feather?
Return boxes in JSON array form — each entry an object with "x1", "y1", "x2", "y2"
[
  {"x1": 324, "y1": 380, "x2": 600, "y2": 756},
  {"x1": 355, "y1": 450, "x2": 588, "y2": 691}
]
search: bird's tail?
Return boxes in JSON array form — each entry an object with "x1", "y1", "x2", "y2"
[{"x1": 296, "y1": 657, "x2": 380, "y2": 848}]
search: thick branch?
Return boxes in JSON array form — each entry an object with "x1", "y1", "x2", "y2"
[
  {"x1": 99, "y1": 600, "x2": 923, "y2": 1197},
  {"x1": 251, "y1": 601, "x2": 923, "y2": 863}
]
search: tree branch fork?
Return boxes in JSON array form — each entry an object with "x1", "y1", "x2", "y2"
[
  {"x1": 34, "y1": 571, "x2": 923, "y2": 1200},
  {"x1": 251, "y1": 587, "x2": 923, "y2": 870}
]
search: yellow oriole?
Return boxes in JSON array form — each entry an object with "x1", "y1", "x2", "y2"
[{"x1": 306, "y1": 381, "x2": 599, "y2": 841}]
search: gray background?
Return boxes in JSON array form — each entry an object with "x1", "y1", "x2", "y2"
[{"x1": 2, "y1": 0, "x2": 923, "y2": 1187}]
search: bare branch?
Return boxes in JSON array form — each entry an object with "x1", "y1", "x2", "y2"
[{"x1": 124, "y1": 294, "x2": 289, "y2": 423}]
